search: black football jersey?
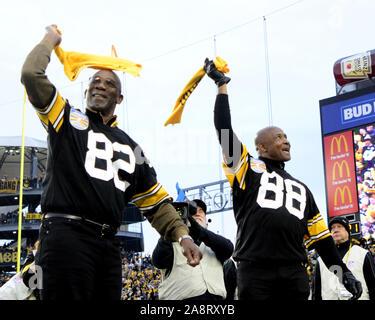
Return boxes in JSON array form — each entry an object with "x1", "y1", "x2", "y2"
[
  {"x1": 34, "y1": 88, "x2": 170, "y2": 228},
  {"x1": 223, "y1": 144, "x2": 330, "y2": 264}
]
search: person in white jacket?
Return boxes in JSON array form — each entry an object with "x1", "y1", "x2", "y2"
[
  {"x1": 313, "y1": 216, "x2": 375, "y2": 300},
  {"x1": 152, "y1": 200, "x2": 234, "y2": 300}
]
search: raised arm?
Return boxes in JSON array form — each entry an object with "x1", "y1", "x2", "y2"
[
  {"x1": 21, "y1": 25, "x2": 61, "y2": 109},
  {"x1": 204, "y1": 59, "x2": 242, "y2": 169}
]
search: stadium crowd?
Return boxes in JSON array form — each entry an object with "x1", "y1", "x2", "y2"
[
  {"x1": 121, "y1": 251, "x2": 161, "y2": 300},
  {"x1": 1, "y1": 173, "x2": 45, "y2": 191},
  {"x1": 0, "y1": 210, "x2": 19, "y2": 225},
  {"x1": 355, "y1": 125, "x2": 375, "y2": 239},
  {"x1": 0, "y1": 209, "x2": 42, "y2": 225}
]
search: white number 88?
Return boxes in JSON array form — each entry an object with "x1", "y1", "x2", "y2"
[{"x1": 256, "y1": 171, "x2": 306, "y2": 220}]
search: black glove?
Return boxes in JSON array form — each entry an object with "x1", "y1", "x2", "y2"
[
  {"x1": 204, "y1": 58, "x2": 231, "y2": 87},
  {"x1": 187, "y1": 216, "x2": 205, "y2": 241},
  {"x1": 342, "y1": 271, "x2": 363, "y2": 300}
]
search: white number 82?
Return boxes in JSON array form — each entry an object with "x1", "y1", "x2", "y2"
[{"x1": 84, "y1": 130, "x2": 136, "y2": 192}]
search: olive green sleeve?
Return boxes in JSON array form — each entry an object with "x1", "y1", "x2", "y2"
[
  {"x1": 145, "y1": 202, "x2": 189, "y2": 242},
  {"x1": 20, "y1": 40, "x2": 56, "y2": 109}
]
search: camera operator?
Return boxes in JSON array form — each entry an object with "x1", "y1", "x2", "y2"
[{"x1": 152, "y1": 199, "x2": 234, "y2": 300}]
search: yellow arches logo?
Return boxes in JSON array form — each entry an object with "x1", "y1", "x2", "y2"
[
  {"x1": 332, "y1": 160, "x2": 350, "y2": 180},
  {"x1": 334, "y1": 186, "x2": 352, "y2": 206},
  {"x1": 330, "y1": 135, "x2": 348, "y2": 155}
]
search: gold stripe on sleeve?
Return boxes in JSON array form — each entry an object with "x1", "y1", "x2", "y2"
[
  {"x1": 304, "y1": 213, "x2": 331, "y2": 248},
  {"x1": 131, "y1": 183, "x2": 171, "y2": 213},
  {"x1": 222, "y1": 145, "x2": 248, "y2": 189},
  {"x1": 36, "y1": 91, "x2": 66, "y2": 132}
]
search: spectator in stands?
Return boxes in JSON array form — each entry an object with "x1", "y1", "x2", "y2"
[
  {"x1": 152, "y1": 199, "x2": 234, "y2": 300},
  {"x1": 360, "y1": 238, "x2": 368, "y2": 249},
  {"x1": 121, "y1": 253, "x2": 161, "y2": 300},
  {"x1": 23, "y1": 176, "x2": 30, "y2": 190},
  {"x1": 31, "y1": 176, "x2": 38, "y2": 189}
]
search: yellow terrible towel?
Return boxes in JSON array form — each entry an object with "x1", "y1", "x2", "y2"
[
  {"x1": 164, "y1": 57, "x2": 229, "y2": 126},
  {"x1": 54, "y1": 46, "x2": 142, "y2": 81}
]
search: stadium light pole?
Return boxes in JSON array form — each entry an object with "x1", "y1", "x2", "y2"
[{"x1": 263, "y1": 16, "x2": 273, "y2": 126}]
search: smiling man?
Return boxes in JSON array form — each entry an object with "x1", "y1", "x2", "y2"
[
  {"x1": 19, "y1": 25, "x2": 201, "y2": 300},
  {"x1": 86, "y1": 70, "x2": 123, "y2": 122},
  {"x1": 204, "y1": 58, "x2": 363, "y2": 300}
]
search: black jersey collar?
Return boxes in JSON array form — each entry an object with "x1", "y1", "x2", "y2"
[
  {"x1": 85, "y1": 108, "x2": 118, "y2": 127},
  {"x1": 336, "y1": 240, "x2": 351, "y2": 258},
  {"x1": 259, "y1": 156, "x2": 285, "y2": 170}
]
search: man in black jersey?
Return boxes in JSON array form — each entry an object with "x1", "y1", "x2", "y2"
[
  {"x1": 203, "y1": 58, "x2": 362, "y2": 300},
  {"x1": 19, "y1": 24, "x2": 201, "y2": 300}
]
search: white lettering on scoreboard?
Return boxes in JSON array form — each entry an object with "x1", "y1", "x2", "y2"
[{"x1": 342, "y1": 101, "x2": 375, "y2": 122}]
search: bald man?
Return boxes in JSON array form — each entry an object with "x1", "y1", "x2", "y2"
[{"x1": 203, "y1": 58, "x2": 362, "y2": 300}]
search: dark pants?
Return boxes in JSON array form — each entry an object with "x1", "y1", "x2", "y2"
[
  {"x1": 36, "y1": 217, "x2": 121, "y2": 300},
  {"x1": 183, "y1": 290, "x2": 224, "y2": 301},
  {"x1": 237, "y1": 260, "x2": 310, "y2": 300}
]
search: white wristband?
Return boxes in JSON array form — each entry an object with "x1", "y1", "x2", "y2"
[{"x1": 178, "y1": 235, "x2": 193, "y2": 245}]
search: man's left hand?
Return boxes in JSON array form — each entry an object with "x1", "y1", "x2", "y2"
[
  {"x1": 343, "y1": 271, "x2": 363, "y2": 300},
  {"x1": 204, "y1": 58, "x2": 231, "y2": 87},
  {"x1": 180, "y1": 238, "x2": 202, "y2": 267}
]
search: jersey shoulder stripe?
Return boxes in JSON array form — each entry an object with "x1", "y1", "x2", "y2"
[
  {"x1": 131, "y1": 183, "x2": 171, "y2": 213},
  {"x1": 304, "y1": 212, "x2": 331, "y2": 248},
  {"x1": 131, "y1": 183, "x2": 161, "y2": 203},
  {"x1": 35, "y1": 90, "x2": 65, "y2": 132},
  {"x1": 223, "y1": 144, "x2": 249, "y2": 190}
]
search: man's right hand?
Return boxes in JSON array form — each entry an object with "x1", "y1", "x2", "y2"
[
  {"x1": 204, "y1": 58, "x2": 231, "y2": 87},
  {"x1": 180, "y1": 237, "x2": 202, "y2": 267},
  {"x1": 42, "y1": 24, "x2": 62, "y2": 48}
]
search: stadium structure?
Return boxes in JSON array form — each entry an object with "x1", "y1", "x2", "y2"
[{"x1": 0, "y1": 136, "x2": 145, "y2": 271}]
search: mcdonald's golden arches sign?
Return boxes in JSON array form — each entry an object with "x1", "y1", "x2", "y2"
[{"x1": 323, "y1": 131, "x2": 358, "y2": 217}]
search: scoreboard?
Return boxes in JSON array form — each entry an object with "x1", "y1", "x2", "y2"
[{"x1": 320, "y1": 84, "x2": 375, "y2": 239}]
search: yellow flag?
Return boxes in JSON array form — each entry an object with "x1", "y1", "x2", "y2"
[
  {"x1": 164, "y1": 57, "x2": 229, "y2": 126},
  {"x1": 54, "y1": 45, "x2": 142, "y2": 81}
]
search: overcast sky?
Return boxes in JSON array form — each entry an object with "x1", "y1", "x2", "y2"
[{"x1": 1, "y1": 0, "x2": 374, "y2": 253}]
